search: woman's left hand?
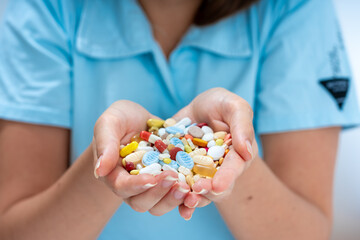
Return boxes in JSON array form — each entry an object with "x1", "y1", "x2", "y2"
[{"x1": 172, "y1": 88, "x2": 258, "y2": 220}]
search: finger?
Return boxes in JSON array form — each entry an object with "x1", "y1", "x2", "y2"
[
  {"x1": 179, "y1": 204, "x2": 195, "y2": 221},
  {"x1": 104, "y1": 165, "x2": 158, "y2": 199},
  {"x1": 221, "y1": 94, "x2": 256, "y2": 162},
  {"x1": 93, "y1": 112, "x2": 126, "y2": 178},
  {"x1": 210, "y1": 148, "x2": 245, "y2": 196},
  {"x1": 148, "y1": 181, "x2": 190, "y2": 216},
  {"x1": 127, "y1": 171, "x2": 179, "y2": 212}
]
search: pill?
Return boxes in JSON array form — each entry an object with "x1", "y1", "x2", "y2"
[
  {"x1": 219, "y1": 157, "x2": 224, "y2": 165},
  {"x1": 122, "y1": 158, "x2": 126, "y2": 167},
  {"x1": 188, "y1": 148, "x2": 207, "y2": 158},
  {"x1": 188, "y1": 126, "x2": 204, "y2": 138},
  {"x1": 214, "y1": 131, "x2": 227, "y2": 140},
  {"x1": 163, "y1": 164, "x2": 178, "y2": 173},
  {"x1": 166, "y1": 134, "x2": 174, "y2": 141},
  {"x1": 202, "y1": 133, "x2": 214, "y2": 142},
  {"x1": 165, "y1": 126, "x2": 184, "y2": 135},
  {"x1": 193, "y1": 155, "x2": 214, "y2": 166},
  {"x1": 120, "y1": 141, "x2": 139, "y2": 158},
  {"x1": 184, "y1": 145, "x2": 192, "y2": 153},
  {"x1": 178, "y1": 172, "x2": 186, "y2": 183},
  {"x1": 196, "y1": 123, "x2": 208, "y2": 128},
  {"x1": 225, "y1": 149, "x2": 229, "y2": 156},
  {"x1": 184, "y1": 134, "x2": 194, "y2": 140},
  {"x1": 176, "y1": 151, "x2": 194, "y2": 169},
  {"x1": 158, "y1": 128, "x2": 166, "y2": 137},
  {"x1": 140, "y1": 131, "x2": 161, "y2": 144},
  {"x1": 186, "y1": 175, "x2": 195, "y2": 188},
  {"x1": 192, "y1": 138, "x2": 208, "y2": 148},
  {"x1": 159, "y1": 153, "x2": 170, "y2": 160},
  {"x1": 136, "y1": 164, "x2": 143, "y2": 170},
  {"x1": 169, "y1": 147, "x2": 183, "y2": 160},
  {"x1": 163, "y1": 118, "x2": 177, "y2": 128},
  {"x1": 193, "y1": 164, "x2": 217, "y2": 178},
  {"x1": 161, "y1": 133, "x2": 169, "y2": 140},
  {"x1": 201, "y1": 126, "x2": 213, "y2": 134},
  {"x1": 215, "y1": 139, "x2": 224, "y2": 146},
  {"x1": 181, "y1": 138, "x2": 189, "y2": 146},
  {"x1": 207, "y1": 140, "x2": 216, "y2": 148},
  {"x1": 154, "y1": 140, "x2": 167, "y2": 153},
  {"x1": 207, "y1": 146, "x2": 225, "y2": 160},
  {"x1": 130, "y1": 133, "x2": 142, "y2": 143},
  {"x1": 135, "y1": 146, "x2": 154, "y2": 152},
  {"x1": 167, "y1": 144, "x2": 175, "y2": 151},
  {"x1": 163, "y1": 158, "x2": 172, "y2": 164},
  {"x1": 142, "y1": 151, "x2": 160, "y2": 166},
  {"x1": 178, "y1": 166, "x2": 193, "y2": 176},
  {"x1": 147, "y1": 119, "x2": 165, "y2": 128},
  {"x1": 138, "y1": 141, "x2": 150, "y2": 147},
  {"x1": 125, "y1": 161, "x2": 135, "y2": 172},
  {"x1": 187, "y1": 138, "x2": 196, "y2": 150},
  {"x1": 175, "y1": 143, "x2": 185, "y2": 151},
  {"x1": 130, "y1": 169, "x2": 140, "y2": 175},
  {"x1": 139, "y1": 163, "x2": 162, "y2": 175},
  {"x1": 174, "y1": 117, "x2": 192, "y2": 127},
  {"x1": 124, "y1": 150, "x2": 146, "y2": 165},
  {"x1": 170, "y1": 138, "x2": 183, "y2": 146}
]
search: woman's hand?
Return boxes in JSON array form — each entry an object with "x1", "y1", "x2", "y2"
[
  {"x1": 92, "y1": 100, "x2": 190, "y2": 217},
  {"x1": 172, "y1": 88, "x2": 258, "y2": 219}
]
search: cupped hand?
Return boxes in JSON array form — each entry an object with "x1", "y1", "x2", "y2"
[
  {"x1": 92, "y1": 100, "x2": 190, "y2": 217},
  {"x1": 172, "y1": 88, "x2": 258, "y2": 220}
]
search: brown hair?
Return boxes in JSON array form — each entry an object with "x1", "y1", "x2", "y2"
[{"x1": 194, "y1": 0, "x2": 259, "y2": 26}]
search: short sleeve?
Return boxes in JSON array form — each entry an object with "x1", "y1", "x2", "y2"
[
  {"x1": 0, "y1": 0, "x2": 72, "y2": 128},
  {"x1": 255, "y1": 0, "x2": 360, "y2": 134}
]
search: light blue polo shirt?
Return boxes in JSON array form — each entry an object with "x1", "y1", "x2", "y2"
[{"x1": 1, "y1": 0, "x2": 359, "y2": 239}]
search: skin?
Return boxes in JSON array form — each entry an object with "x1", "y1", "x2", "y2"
[{"x1": 0, "y1": 1, "x2": 339, "y2": 239}]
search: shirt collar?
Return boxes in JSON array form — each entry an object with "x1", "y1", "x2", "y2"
[{"x1": 76, "y1": 0, "x2": 252, "y2": 59}]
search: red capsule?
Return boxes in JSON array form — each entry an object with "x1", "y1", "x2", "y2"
[
  {"x1": 140, "y1": 131, "x2": 151, "y2": 141},
  {"x1": 197, "y1": 123, "x2": 208, "y2": 128},
  {"x1": 155, "y1": 140, "x2": 167, "y2": 153},
  {"x1": 125, "y1": 161, "x2": 135, "y2": 172},
  {"x1": 169, "y1": 147, "x2": 183, "y2": 160}
]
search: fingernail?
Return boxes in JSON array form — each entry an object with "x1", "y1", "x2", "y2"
[
  {"x1": 162, "y1": 175, "x2": 177, "y2": 188},
  {"x1": 143, "y1": 183, "x2": 157, "y2": 189},
  {"x1": 189, "y1": 201, "x2": 199, "y2": 208},
  {"x1": 245, "y1": 140, "x2": 253, "y2": 161},
  {"x1": 94, "y1": 156, "x2": 102, "y2": 179},
  {"x1": 184, "y1": 213, "x2": 193, "y2": 221},
  {"x1": 174, "y1": 187, "x2": 189, "y2": 199},
  {"x1": 193, "y1": 189, "x2": 208, "y2": 195},
  {"x1": 210, "y1": 190, "x2": 224, "y2": 196}
]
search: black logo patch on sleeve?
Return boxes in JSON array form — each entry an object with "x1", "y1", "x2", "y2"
[{"x1": 320, "y1": 78, "x2": 349, "y2": 110}]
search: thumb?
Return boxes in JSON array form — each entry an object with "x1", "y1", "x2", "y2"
[{"x1": 93, "y1": 114, "x2": 125, "y2": 178}]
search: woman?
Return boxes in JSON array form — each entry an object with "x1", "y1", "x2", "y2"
[{"x1": 0, "y1": 0, "x2": 359, "y2": 239}]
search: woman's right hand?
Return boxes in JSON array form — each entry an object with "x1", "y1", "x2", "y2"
[{"x1": 92, "y1": 100, "x2": 190, "y2": 217}]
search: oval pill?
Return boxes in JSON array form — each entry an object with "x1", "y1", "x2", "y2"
[
  {"x1": 142, "y1": 151, "x2": 160, "y2": 166},
  {"x1": 202, "y1": 133, "x2": 214, "y2": 142},
  {"x1": 147, "y1": 119, "x2": 165, "y2": 128},
  {"x1": 130, "y1": 169, "x2": 140, "y2": 175},
  {"x1": 201, "y1": 126, "x2": 213, "y2": 134},
  {"x1": 193, "y1": 164, "x2": 217, "y2": 178},
  {"x1": 165, "y1": 126, "x2": 184, "y2": 135},
  {"x1": 188, "y1": 126, "x2": 204, "y2": 138},
  {"x1": 193, "y1": 155, "x2": 214, "y2": 166},
  {"x1": 192, "y1": 138, "x2": 208, "y2": 148},
  {"x1": 207, "y1": 146, "x2": 225, "y2": 160},
  {"x1": 176, "y1": 151, "x2": 194, "y2": 169},
  {"x1": 163, "y1": 118, "x2": 177, "y2": 128}
]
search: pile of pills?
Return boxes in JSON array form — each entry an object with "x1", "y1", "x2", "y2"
[{"x1": 120, "y1": 117, "x2": 232, "y2": 190}]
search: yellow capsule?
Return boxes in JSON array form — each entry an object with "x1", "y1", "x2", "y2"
[
  {"x1": 193, "y1": 164, "x2": 217, "y2": 178},
  {"x1": 130, "y1": 170, "x2": 140, "y2": 175},
  {"x1": 120, "y1": 141, "x2": 138, "y2": 158},
  {"x1": 122, "y1": 158, "x2": 126, "y2": 167},
  {"x1": 184, "y1": 145, "x2": 192, "y2": 153},
  {"x1": 163, "y1": 158, "x2": 172, "y2": 164},
  {"x1": 192, "y1": 138, "x2": 208, "y2": 147},
  {"x1": 219, "y1": 157, "x2": 224, "y2": 166},
  {"x1": 215, "y1": 139, "x2": 224, "y2": 146},
  {"x1": 147, "y1": 119, "x2": 165, "y2": 128}
]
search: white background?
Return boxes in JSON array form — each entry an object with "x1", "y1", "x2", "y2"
[{"x1": 0, "y1": 1, "x2": 359, "y2": 239}]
